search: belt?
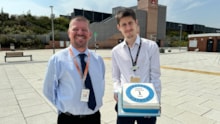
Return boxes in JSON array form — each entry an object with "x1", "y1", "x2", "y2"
[
  {"x1": 64, "y1": 112, "x2": 87, "y2": 118},
  {"x1": 63, "y1": 111, "x2": 99, "y2": 118}
]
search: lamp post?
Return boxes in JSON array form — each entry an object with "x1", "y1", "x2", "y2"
[
  {"x1": 50, "y1": 6, "x2": 55, "y2": 54},
  {"x1": 178, "y1": 24, "x2": 182, "y2": 51},
  {"x1": 94, "y1": 32, "x2": 97, "y2": 52}
]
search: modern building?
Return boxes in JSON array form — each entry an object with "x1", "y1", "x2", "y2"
[
  {"x1": 166, "y1": 21, "x2": 220, "y2": 34},
  {"x1": 65, "y1": 0, "x2": 167, "y2": 48},
  {"x1": 188, "y1": 33, "x2": 220, "y2": 52},
  {"x1": 60, "y1": 0, "x2": 220, "y2": 49},
  {"x1": 71, "y1": 9, "x2": 112, "y2": 23}
]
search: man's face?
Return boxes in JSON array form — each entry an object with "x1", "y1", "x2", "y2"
[
  {"x1": 117, "y1": 16, "x2": 138, "y2": 40},
  {"x1": 68, "y1": 20, "x2": 91, "y2": 49}
]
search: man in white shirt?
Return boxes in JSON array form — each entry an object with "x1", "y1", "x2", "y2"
[{"x1": 112, "y1": 8, "x2": 161, "y2": 124}]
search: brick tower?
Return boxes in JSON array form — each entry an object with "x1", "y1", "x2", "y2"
[{"x1": 137, "y1": 0, "x2": 158, "y2": 40}]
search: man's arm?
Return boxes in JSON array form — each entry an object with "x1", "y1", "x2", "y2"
[
  {"x1": 111, "y1": 50, "x2": 121, "y2": 101},
  {"x1": 43, "y1": 56, "x2": 58, "y2": 106},
  {"x1": 149, "y1": 43, "x2": 161, "y2": 102}
]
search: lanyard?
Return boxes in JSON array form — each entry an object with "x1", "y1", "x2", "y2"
[
  {"x1": 68, "y1": 47, "x2": 90, "y2": 82},
  {"x1": 127, "y1": 39, "x2": 142, "y2": 72}
]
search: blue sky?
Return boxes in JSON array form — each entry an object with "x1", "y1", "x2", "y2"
[{"x1": 1, "y1": 0, "x2": 220, "y2": 28}]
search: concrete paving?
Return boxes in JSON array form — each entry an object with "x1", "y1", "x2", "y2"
[{"x1": 0, "y1": 47, "x2": 220, "y2": 124}]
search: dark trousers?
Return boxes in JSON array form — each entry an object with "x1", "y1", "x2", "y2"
[
  {"x1": 58, "y1": 111, "x2": 100, "y2": 124},
  {"x1": 115, "y1": 104, "x2": 157, "y2": 124}
]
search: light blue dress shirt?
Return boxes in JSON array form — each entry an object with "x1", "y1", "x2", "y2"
[
  {"x1": 111, "y1": 35, "x2": 161, "y2": 101},
  {"x1": 43, "y1": 46, "x2": 105, "y2": 115}
]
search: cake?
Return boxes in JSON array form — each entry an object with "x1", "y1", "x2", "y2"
[{"x1": 121, "y1": 83, "x2": 160, "y2": 114}]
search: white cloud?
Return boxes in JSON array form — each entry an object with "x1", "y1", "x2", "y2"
[{"x1": 184, "y1": 1, "x2": 206, "y2": 11}]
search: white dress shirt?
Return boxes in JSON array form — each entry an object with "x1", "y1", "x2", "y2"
[{"x1": 111, "y1": 35, "x2": 161, "y2": 100}]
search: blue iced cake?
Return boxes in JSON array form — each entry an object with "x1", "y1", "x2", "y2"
[{"x1": 122, "y1": 83, "x2": 160, "y2": 114}]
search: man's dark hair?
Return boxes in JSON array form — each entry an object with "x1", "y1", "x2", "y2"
[{"x1": 115, "y1": 8, "x2": 136, "y2": 24}]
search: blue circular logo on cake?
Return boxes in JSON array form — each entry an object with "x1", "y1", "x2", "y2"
[{"x1": 126, "y1": 84, "x2": 154, "y2": 102}]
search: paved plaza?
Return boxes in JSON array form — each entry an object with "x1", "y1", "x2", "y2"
[{"x1": 0, "y1": 48, "x2": 220, "y2": 124}]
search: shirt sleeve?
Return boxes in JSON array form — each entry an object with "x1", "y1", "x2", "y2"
[
  {"x1": 149, "y1": 43, "x2": 161, "y2": 102},
  {"x1": 111, "y1": 49, "x2": 121, "y2": 93},
  {"x1": 100, "y1": 55, "x2": 106, "y2": 96},
  {"x1": 43, "y1": 56, "x2": 59, "y2": 106}
]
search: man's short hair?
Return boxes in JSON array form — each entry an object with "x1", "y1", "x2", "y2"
[
  {"x1": 69, "y1": 16, "x2": 90, "y2": 28},
  {"x1": 115, "y1": 8, "x2": 136, "y2": 24}
]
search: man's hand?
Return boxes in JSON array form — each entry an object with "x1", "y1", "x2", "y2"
[{"x1": 114, "y1": 93, "x2": 118, "y2": 101}]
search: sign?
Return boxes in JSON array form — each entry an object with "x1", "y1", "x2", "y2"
[
  {"x1": 151, "y1": 0, "x2": 157, "y2": 5},
  {"x1": 60, "y1": 41, "x2": 64, "y2": 47},
  {"x1": 94, "y1": 32, "x2": 97, "y2": 37},
  {"x1": 66, "y1": 41, "x2": 70, "y2": 47},
  {"x1": 189, "y1": 40, "x2": 197, "y2": 47}
]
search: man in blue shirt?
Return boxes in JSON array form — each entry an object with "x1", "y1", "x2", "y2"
[{"x1": 43, "y1": 16, "x2": 105, "y2": 124}]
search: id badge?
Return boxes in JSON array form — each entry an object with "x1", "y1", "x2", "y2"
[
  {"x1": 80, "y1": 89, "x2": 90, "y2": 102},
  {"x1": 130, "y1": 76, "x2": 140, "y2": 83},
  {"x1": 131, "y1": 65, "x2": 139, "y2": 71}
]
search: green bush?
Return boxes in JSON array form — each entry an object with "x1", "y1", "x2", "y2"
[{"x1": 170, "y1": 41, "x2": 188, "y2": 47}]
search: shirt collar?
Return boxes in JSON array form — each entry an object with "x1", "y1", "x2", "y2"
[
  {"x1": 122, "y1": 35, "x2": 141, "y2": 48},
  {"x1": 70, "y1": 45, "x2": 89, "y2": 58}
]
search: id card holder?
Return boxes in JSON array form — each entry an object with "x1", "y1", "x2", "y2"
[
  {"x1": 131, "y1": 65, "x2": 139, "y2": 72},
  {"x1": 130, "y1": 76, "x2": 140, "y2": 83},
  {"x1": 80, "y1": 89, "x2": 90, "y2": 102}
]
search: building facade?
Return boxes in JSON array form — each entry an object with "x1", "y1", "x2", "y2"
[
  {"x1": 188, "y1": 33, "x2": 220, "y2": 52},
  {"x1": 166, "y1": 22, "x2": 220, "y2": 34},
  {"x1": 87, "y1": 0, "x2": 167, "y2": 48}
]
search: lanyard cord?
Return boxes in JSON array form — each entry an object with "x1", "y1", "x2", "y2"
[
  {"x1": 68, "y1": 47, "x2": 90, "y2": 82},
  {"x1": 127, "y1": 39, "x2": 142, "y2": 71}
]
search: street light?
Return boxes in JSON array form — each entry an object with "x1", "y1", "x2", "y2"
[
  {"x1": 178, "y1": 24, "x2": 182, "y2": 51},
  {"x1": 94, "y1": 32, "x2": 97, "y2": 52},
  {"x1": 50, "y1": 6, "x2": 55, "y2": 54}
]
